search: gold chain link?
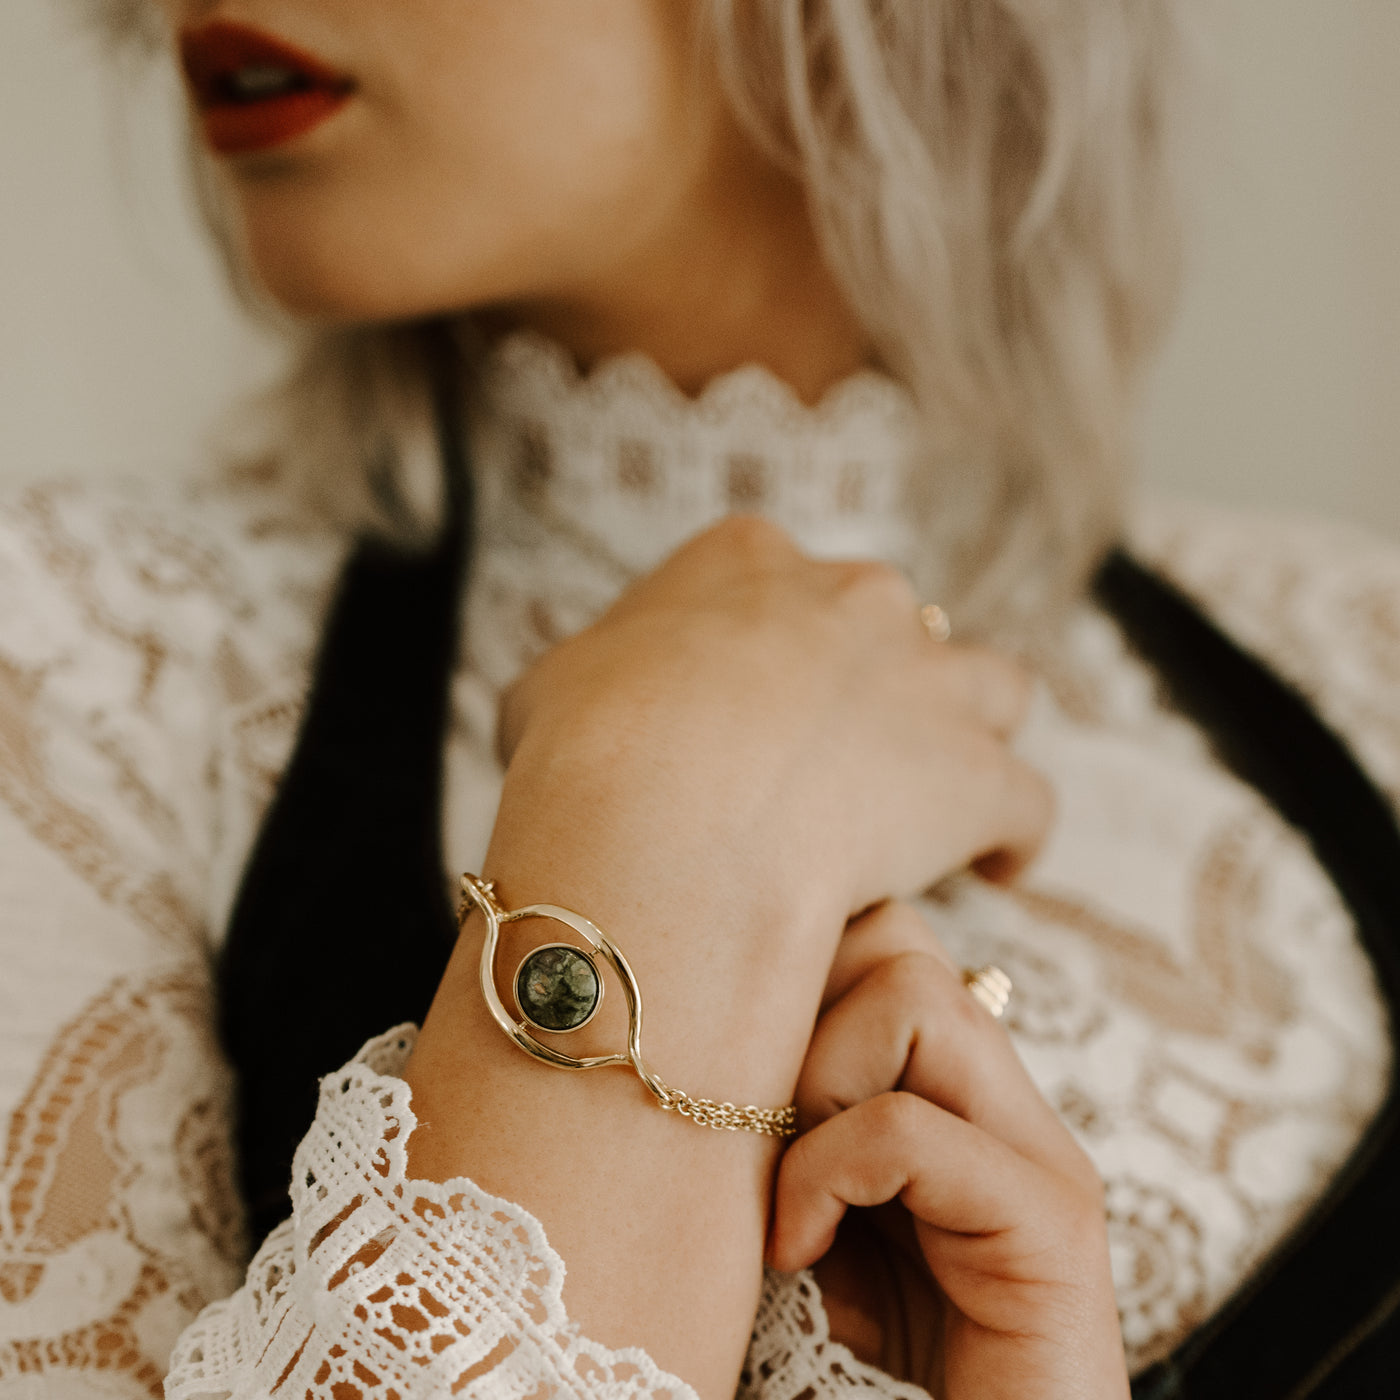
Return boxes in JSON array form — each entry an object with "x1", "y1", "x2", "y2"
[{"x1": 651, "y1": 1080, "x2": 797, "y2": 1137}]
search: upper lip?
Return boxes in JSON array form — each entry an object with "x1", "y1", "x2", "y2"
[{"x1": 179, "y1": 19, "x2": 355, "y2": 108}]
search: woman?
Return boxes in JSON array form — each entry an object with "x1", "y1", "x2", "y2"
[{"x1": 1, "y1": 2, "x2": 1396, "y2": 1397}]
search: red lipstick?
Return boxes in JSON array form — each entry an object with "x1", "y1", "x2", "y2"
[{"x1": 180, "y1": 21, "x2": 354, "y2": 157}]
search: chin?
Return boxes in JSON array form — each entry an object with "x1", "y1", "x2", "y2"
[
  {"x1": 243, "y1": 234, "x2": 440, "y2": 323},
  {"x1": 234, "y1": 187, "x2": 513, "y2": 325},
  {"x1": 249, "y1": 253, "x2": 404, "y2": 322}
]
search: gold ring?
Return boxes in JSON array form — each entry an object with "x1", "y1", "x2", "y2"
[
  {"x1": 920, "y1": 603, "x2": 952, "y2": 643},
  {"x1": 962, "y1": 965, "x2": 1012, "y2": 1019}
]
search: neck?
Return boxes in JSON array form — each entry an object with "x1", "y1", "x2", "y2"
[{"x1": 478, "y1": 144, "x2": 873, "y2": 406}]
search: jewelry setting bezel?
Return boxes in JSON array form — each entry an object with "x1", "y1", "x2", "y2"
[{"x1": 512, "y1": 940, "x2": 605, "y2": 1034}]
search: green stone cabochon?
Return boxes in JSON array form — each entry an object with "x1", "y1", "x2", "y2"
[{"x1": 516, "y1": 945, "x2": 601, "y2": 1032}]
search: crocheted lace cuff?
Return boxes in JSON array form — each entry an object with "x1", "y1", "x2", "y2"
[{"x1": 164, "y1": 1027, "x2": 930, "y2": 1400}]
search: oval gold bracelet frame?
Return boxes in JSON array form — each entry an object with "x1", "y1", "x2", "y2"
[
  {"x1": 459, "y1": 872, "x2": 798, "y2": 1136},
  {"x1": 460, "y1": 872, "x2": 673, "y2": 1107}
]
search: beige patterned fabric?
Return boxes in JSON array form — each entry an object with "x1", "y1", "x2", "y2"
[
  {"x1": 0, "y1": 475, "x2": 342, "y2": 1396},
  {"x1": 0, "y1": 334, "x2": 1395, "y2": 1396}
]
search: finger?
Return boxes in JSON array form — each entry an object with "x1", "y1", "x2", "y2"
[
  {"x1": 821, "y1": 567, "x2": 1033, "y2": 745},
  {"x1": 798, "y1": 946, "x2": 1091, "y2": 1186},
  {"x1": 934, "y1": 739, "x2": 1054, "y2": 885},
  {"x1": 771, "y1": 1099, "x2": 1124, "y2": 1397},
  {"x1": 824, "y1": 557, "x2": 922, "y2": 620},
  {"x1": 971, "y1": 757, "x2": 1054, "y2": 882},
  {"x1": 821, "y1": 899, "x2": 956, "y2": 1010},
  {"x1": 928, "y1": 645, "x2": 1034, "y2": 741},
  {"x1": 611, "y1": 513, "x2": 806, "y2": 614},
  {"x1": 768, "y1": 1091, "x2": 1052, "y2": 1273}
]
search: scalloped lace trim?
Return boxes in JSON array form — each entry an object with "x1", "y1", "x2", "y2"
[
  {"x1": 165, "y1": 1028, "x2": 928, "y2": 1400},
  {"x1": 459, "y1": 331, "x2": 935, "y2": 704},
  {"x1": 478, "y1": 330, "x2": 916, "y2": 431}
]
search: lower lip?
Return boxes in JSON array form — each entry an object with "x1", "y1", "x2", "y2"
[{"x1": 199, "y1": 88, "x2": 352, "y2": 157}]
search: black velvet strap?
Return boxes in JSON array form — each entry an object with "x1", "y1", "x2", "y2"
[
  {"x1": 1096, "y1": 550, "x2": 1400, "y2": 1400},
  {"x1": 218, "y1": 325, "x2": 470, "y2": 1245}
]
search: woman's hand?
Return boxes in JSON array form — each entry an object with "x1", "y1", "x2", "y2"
[
  {"x1": 494, "y1": 515, "x2": 1050, "y2": 944},
  {"x1": 768, "y1": 901, "x2": 1128, "y2": 1400}
]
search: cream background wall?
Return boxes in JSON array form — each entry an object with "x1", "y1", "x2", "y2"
[
  {"x1": 1, "y1": 0, "x2": 1397, "y2": 534},
  {"x1": 1139, "y1": 1, "x2": 1400, "y2": 532},
  {"x1": 0, "y1": 0, "x2": 282, "y2": 484}
]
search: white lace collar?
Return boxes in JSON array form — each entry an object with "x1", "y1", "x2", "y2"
[
  {"x1": 467, "y1": 331, "x2": 928, "y2": 583},
  {"x1": 458, "y1": 331, "x2": 930, "y2": 707}
]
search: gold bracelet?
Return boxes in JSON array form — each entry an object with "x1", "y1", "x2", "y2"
[{"x1": 457, "y1": 872, "x2": 797, "y2": 1139}]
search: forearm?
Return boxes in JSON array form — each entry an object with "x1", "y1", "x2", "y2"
[{"x1": 402, "y1": 757, "x2": 833, "y2": 1400}]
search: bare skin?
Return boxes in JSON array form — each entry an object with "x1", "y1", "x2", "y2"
[
  {"x1": 155, "y1": 2, "x2": 1131, "y2": 1395},
  {"x1": 779, "y1": 900, "x2": 1128, "y2": 1400}
]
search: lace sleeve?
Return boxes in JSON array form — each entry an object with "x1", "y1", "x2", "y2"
[
  {"x1": 165, "y1": 1028, "x2": 700, "y2": 1400},
  {"x1": 165, "y1": 1030, "x2": 934, "y2": 1400}
]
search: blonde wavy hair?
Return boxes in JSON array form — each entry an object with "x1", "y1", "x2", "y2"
[{"x1": 93, "y1": 0, "x2": 1189, "y2": 633}]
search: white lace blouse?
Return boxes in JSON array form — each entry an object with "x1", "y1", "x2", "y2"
[{"x1": 0, "y1": 333, "x2": 1394, "y2": 1399}]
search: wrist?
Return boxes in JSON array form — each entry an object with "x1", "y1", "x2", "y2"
[
  {"x1": 479, "y1": 793, "x2": 839, "y2": 1107},
  {"x1": 473, "y1": 871, "x2": 821, "y2": 1110},
  {"x1": 460, "y1": 873, "x2": 798, "y2": 1140},
  {"x1": 403, "y1": 895, "x2": 781, "y2": 1400}
]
